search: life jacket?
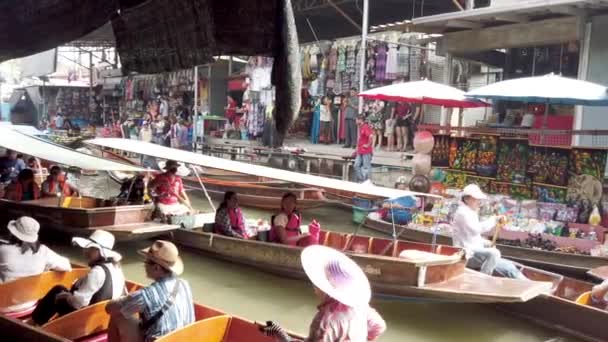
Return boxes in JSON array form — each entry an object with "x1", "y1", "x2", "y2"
[
  {"x1": 214, "y1": 207, "x2": 247, "y2": 237},
  {"x1": 154, "y1": 174, "x2": 181, "y2": 205},
  {"x1": 5, "y1": 182, "x2": 40, "y2": 201},
  {"x1": 270, "y1": 211, "x2": 302, "y2": 246},
  {"x1": 44, "y1": 175, "x2": 72, "y2": 197},
  {"x1": 70, "y1": 263, "x2": 114, "y2": 306}
]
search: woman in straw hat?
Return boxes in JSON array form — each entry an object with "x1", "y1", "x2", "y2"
[
  {"x1": 0, "y1": 216, "x2": 71, "y2": 284},
  {"x1": 31, "y1": 230, "x2": 126, "y2": 325},
  {"x1": 106, "y1": 240, "x2": 194, "y2": 342},
  {"x1": 453, "y1": 184, "x2": 526, "y2": 279},
  {"x1": 262, "y1": 245, "x2": 386, "y2": 341}
]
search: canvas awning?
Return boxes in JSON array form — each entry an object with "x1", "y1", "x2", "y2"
[
  {"x1": 0, "y1": 127, "x2": 145, "y2": 172},
  {"x1": 86, "y1": 138, "x2": 440, "y2": 199}
]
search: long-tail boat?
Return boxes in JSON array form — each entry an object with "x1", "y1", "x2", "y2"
[
  {"x1": 0, "y1": 128, "x2": 178, "y2": 241},
  {"x1": 363, "y1": 214, "x2": 608, "y2": 278},
  {"x1": 172, "y1": 228, "x2": 551, "y2": 303},
  {"x1": 0, "y1": 269, "x2": 300, "y2": 342}
]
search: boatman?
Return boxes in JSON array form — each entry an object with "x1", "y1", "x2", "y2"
[
  {"x1": 261, "y1": 245, "x2": 386, "y2": 341},
  {"x1": 148, "y1": 160, "x2": 192, "y2": 218},
  {"x1": 41, "y1": 166, "x2": 79, "y2": 198},
  {"x1": 452, "y1": 184, "x2": 527, "y2": 280},
  {"x1": 106, "y1": 240, "x2": 194, "y2": 342}
]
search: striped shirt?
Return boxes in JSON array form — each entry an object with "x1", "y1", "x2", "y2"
[{"x1": 118, "y1": 277, "x2": 195, "y2": 341}]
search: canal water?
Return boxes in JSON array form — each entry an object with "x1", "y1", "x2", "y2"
[{"x1": 50, "y1": 174, "x2": 577, "y2": 342}]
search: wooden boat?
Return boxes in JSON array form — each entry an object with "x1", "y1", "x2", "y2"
[
  {"x1": 95, "y1": 149, "x2": 328, "y2": 210},
  {"x1": 497, "y1": 266, "x2": 608, "y2": 342},
  {"x1": 0, "y1": 269, "x2": 300, "y2": 342},
  {"x1": 0, "y1": 196, "x2": 177, "y2": 241},
  {"x1": 364, "y1": 214, "x2": 608, "y2": 278},
  {"x1": 172, "y1": 228, "x2": 551, "y2": 303}
]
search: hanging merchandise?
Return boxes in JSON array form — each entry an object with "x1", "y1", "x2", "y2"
[
  {"x1": 385, "y1": 43, "x2": 398, "y2": 81},
  {"x1": 345, "y1": 44, "x2": 357, "y2": 75},
  {"x1": 328, "y1": 44, "x2": 338, "y2": 73},
  {"x1": 374, "y1": 43, "x2": 387, "y2": 82},
  {"x1": 317, "y1": 56, "x2": 327, "y2": 96},
  {"x1": 309, "y1": 45, "x2": 320, "y2": 76},
  {"x1": 337, "y1": 45, "x2": 347, "y2": 73},
  {"x1": 409, "y1": 44, "x2": 423, "y2": 81},
  {"x1": 397, "y1": 45, "x2": 410, "y2": 78},
  {"x1": 353, "y1": 46, "x2": 363, "y2": 91},
  {"x1": 366, "y1": 45, "x2": 376, "y2": 88},
  {"x1": 301, "y1": 47, "x2": 313, "y2": 80}
]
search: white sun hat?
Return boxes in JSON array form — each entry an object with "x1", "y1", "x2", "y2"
[
  {"x1": 462, "y1": 183, "x2": 487, "y2": 200},
  {"x1": 7, "y1": 216, "x2": 40, "y2": 243},
  {"x1": 72, "y1": 230, "x2": 122, "y2": 261},
  {"x1": 301, "y1": 245, "x2": 371, "y2": 308}
]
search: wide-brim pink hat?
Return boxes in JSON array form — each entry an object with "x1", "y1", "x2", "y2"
[{"x1": 301, "y1": 245, "x2": 371, "y2": 308}]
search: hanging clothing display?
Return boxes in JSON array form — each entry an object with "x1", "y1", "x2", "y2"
[
  {"x1": 374, "y1": 43, "x2": 387, "y2": 82},
  {"x1": 337, "y1": 46, "x2": 347, "y2": 73},
  {"x1": 366, "y1": 46, "x2": 376, "y2": 88},
  {"x1": 328, "y1": 46, "x2": 338, "y2": 72},
  {"x1": 310, "y1": 102, "x2": 320, "y2": 144},
  {"x1": 385, "y1": 44, "x2": 398, "y2": 80},
  {"x1": 397, "y1": 46, "x2": 410, "y2": 78},
  {"x1": 353, "y1": 47, "x2": 364, "y2": 91},
  {"x1": 345, "y1": 45, "x2": 357, "y2": 75},
  {"x1": 309, "y1": 46, "x2": 320, "y2": 76}
]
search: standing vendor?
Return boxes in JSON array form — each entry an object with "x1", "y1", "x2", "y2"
[
  {"x1": 148, "y1": 160, "x2": 192, "y2": 217},
  {"x1": 452, "y1": 184, "x2": 526, "y2": 280}
]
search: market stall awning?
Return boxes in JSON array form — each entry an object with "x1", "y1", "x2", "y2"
[
  {"x1": 86, "y1": 138, "x2": 441, "y2": 199},
  {"x1": 466, "y1": 74, "x2": 608, "y2": 106},
  {"x1": 0, "y1": 127, "x2": 144, "y2": 172},
  {"x1": 359, "y1": 80, "x2": 488, "y2": 108}
]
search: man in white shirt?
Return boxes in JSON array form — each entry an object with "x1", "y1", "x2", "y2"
[
  {"x1": 452, "y1": 184, "x2": 526, "y2": 279},
  {"x1": 32, "y1": 230, "x2": 126, "y2": 325}
]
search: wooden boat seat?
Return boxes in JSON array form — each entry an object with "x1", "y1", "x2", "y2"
[
  {"x1": 0, "y1": 269, "x2": 89, "y2": 309},
  {"x1": 156, "y1": 315, "x2": 231, "y2": 342},
  {"x1": 323, "y1": 231, "x2": 350, "y2": 250},
  {"x1": 42, "y1": 300, "x2": 112, "y2": 340},
  {"x1": 576, "y1": 291, "x2": 592, "y2": 305},
  {"x1": 398, "y1": 250, "x2": 460, "y2": 264}
]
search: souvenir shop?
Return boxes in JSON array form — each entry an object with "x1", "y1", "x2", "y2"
[{"x1": 119, "y1": 68, "x2": 197, "y2": 122}]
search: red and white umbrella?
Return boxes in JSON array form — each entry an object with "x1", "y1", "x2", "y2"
[{"x1": 358, "y1": 80, "x2": 488, "y2": 108}]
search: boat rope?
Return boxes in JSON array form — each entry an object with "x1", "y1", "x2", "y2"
[{"x1": 191, "y1": 165, "x2": 216, "y2": 212}]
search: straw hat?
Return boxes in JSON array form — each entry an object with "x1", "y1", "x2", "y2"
[
  {"x1": 138, "y1": 240, "x2": 184, "y2": 275},
  {"x1": 72, "y1": 230, "x2": 122, "y2": 261},
  {"x1": 301, "y1": 245, "x2": 371, "y2": 308},
  {"x1": 7, "y1": 216, "x2": 40, "y2": 243},
  {"x1": 163, "y1": 160, "x2": 181, "y2": 170}
]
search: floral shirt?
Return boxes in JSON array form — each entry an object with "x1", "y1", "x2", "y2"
[{"x1": 280, "y1": 299, "x2": 386, "y2": 342}]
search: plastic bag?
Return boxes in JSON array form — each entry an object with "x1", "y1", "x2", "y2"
[{"x1": 299, "y1": 220, "x2": 320, "y2": 247}]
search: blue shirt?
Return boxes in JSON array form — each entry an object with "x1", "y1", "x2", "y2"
[
  {"x1": 118, "y1": 277, "x2": 195, "y2": 341},
  {"x1": 0, "y1": 157, "x2": 26, "y2": 182}
]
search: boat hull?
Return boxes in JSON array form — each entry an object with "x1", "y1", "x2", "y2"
[
  {"x1": 0, "y1": 197, "x2": 174, "y2": 241},
  {"x1": 172, "y1": 229, "x2": 551, "y2": 303},
  {"x1": 364, "y1": 216, "x2": 608, "y2": 278}
]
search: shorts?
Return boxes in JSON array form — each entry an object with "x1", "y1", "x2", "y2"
[
  {"x1": 157, "y1": 202, "x2": 190, "y2": 216},
  {"x1": 384, "y1": 119, "x2": 395, "y2": 136},
  {"x1": 395, "y1": 117, "x2": 409, "y2": 127}
]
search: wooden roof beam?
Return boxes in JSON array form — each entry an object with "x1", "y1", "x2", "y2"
[
  {"x1": 549, "y1": 5, "x2": 589, "y2": 16},
  {"x1": 491, "y1": 14, "x2": 530, "y2": 23}
]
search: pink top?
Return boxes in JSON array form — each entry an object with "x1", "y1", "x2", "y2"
[
  {"x1": 153, "y1": 173, "x2": 184, "y2": 205},
  {"x1": 304, "y1": 298, "x2": 386, "y2": 342}
]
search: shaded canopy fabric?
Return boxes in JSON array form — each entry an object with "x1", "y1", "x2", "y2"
[
  {"x1": 0, "y1": 127, "x2": 144, "y2": 172},
  {"x1": 466, "y1": 74, "x2": 608, "y2": 106},
  {"x1": 86, "y1": 138, "x2": 441, "y2": 200},
  {"x1": 359, "y1": 80, "x2": 488, "y2": 108}
]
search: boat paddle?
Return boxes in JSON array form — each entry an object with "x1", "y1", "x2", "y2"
[{"x1": 491, "y1": 216, "x2": 506, "y2": 247}]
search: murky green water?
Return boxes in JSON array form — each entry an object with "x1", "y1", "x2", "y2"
[{"x1": 49, "y1": 174, "x2": 576, "y2": 342}]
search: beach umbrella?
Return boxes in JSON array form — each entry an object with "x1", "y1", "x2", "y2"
[
  {"x1": 466, "y1": 74, "x2": 608, "y2": 142},
  {"x1": 358, "y1": 79, "x2": 488, "y2": 108}
]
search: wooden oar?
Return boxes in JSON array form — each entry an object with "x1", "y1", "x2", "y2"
[{"x1": 491, "y1": 216, "x2": 505, "y2": 247}]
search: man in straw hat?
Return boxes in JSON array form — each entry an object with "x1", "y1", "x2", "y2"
[
  {"x1": 453, "y1": 184, "x2": 526, "y2": 279},
  {"x1": 262, "y1": 245, "x2": 386, "y2": 341},
  {"x1": 31, "y1": 230, "x2": 126, "y2": 325},
  {"x1": 148, "y1": 160, "x2": 193, "y2": 218},
  {"x1": 106, "y1": 240, "x2": 194, "y2": 342},
  {"x1": 0, "y1": 216, "x2": 71, "y2": 284}
]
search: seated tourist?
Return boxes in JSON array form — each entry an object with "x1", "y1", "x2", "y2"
[
  {"x1": 4, "y1": 169, "x2": 40, "y2": 201},
  {"x1": 262, "y1": 245, "x2": 386, "y2": 341},
  {"x1": 0, "y1": 216, "x2": 71, "y2": 284},
  {"x1": 106, "y1": 240, "x2": 194, "y2": 342},
  {"x1": 214, "y1": 191, "x2": 248, "y2": 238},
  {"x1": 41, "y1": 166, "x2": 79, "y2": 198},
  {"x1": 452, "y1": 184, "x2": 526, "y2": 280},
  {"x1": 31, "y1": 230, "x2": 126, "y2": 325},
  {"x1": 270, "y1": 193, "x2": 309, "y2": 246},
  {"x1": 149, "y1": 160, "x2": 192, "y2": 217},
  {"x1": 0, "y1": 149, "x2": 26, "y2": 183}
]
